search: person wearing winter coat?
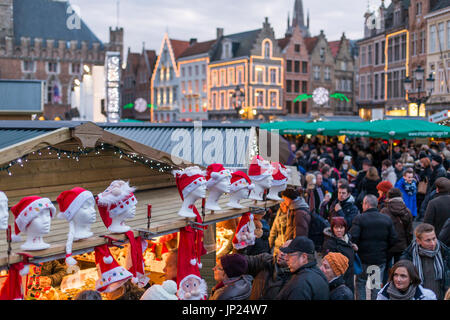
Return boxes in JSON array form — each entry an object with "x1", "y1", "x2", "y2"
[
  {"x1": 275, "y1": 236, "x2": 330, "y2": 300},
  {"x1": 210, "y1": 254, "x2": 253, "y2": 300},
  {"x1": 381, "y1": 159, "x2": 398, "y2": 186},
  {"x1": 283, "y1": 189, "x2": 311, "y2": 241},
  {"x1": 395, "y1": 168, "x2": 418, "y2": 217},
  {"x1": 245, "y1": 240, "x2": 293, "y2": 300},
  {"x1": 349, "y1": 195, "x2": 398, "y2": 300},
  {"x1": 424, "y1": 177, "x2": 450, "y2": 236},
  {"x1": 380, "y1": 188, "x2": 414, "y2": 263},
  {"x1": 359, "y1": 166, "x2": 382, "y2": 198},
  {"x1": 377, "y1": 260, "x2": 436, "y2": 300},
  {"x1": 376, "y1": 180, "x2": 393, "y2": 211},
  {"x1": 400, "y1": 223, "x2": 450, "y2": 300},
  {"x1": 328, "y1": 184, "x2": 360, "y2": 229},
  {"x1": 439, "y1": 218, "x2": 450, "y2": 247},
  {"x1": 322, "y1": 217, "x2": 357, "y2": 293},
  {"x1": 320, "y1": 252, "x2": 354, "y2": 300},
  {"x1": 429, "y1": 154, "x2": 447, "y2": 192},
  {"x1": 268, "y1": 198, "x2": 289, "y2": 257}
]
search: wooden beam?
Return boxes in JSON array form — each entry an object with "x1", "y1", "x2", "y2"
[{"x1": 0, "y1": 127, "x2": 71, "y2": 166}]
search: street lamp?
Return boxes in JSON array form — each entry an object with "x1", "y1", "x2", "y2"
[{"x1": 403, "y1": 66, "x2": 435, "y2": 116}]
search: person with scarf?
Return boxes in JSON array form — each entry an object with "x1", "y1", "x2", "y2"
[
  {"x1": 401, "y1": 223, "x2": 450, "y2": 299},
  {"x1": 328, "y1": 183, "x2": 360, "y2": 229},
  {"x1": 320, "y1": 252, "x2": 354, "y2": 300},
  {"x1": 377, "y1": 260, "x2": 436, "y2": 300},
  {"x1": 395, "y1": 168, "x2": 418, "y2": 217}
]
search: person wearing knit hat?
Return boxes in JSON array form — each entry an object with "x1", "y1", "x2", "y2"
[
  {"x1": 56, "y1": 187, "x2": 96, "y2": 266},
  {"x1": 377, "y1": 180, "x2": 393, "y2": 211},
  {"x1": 11, "y1": 196, "x2": 56, "y2": 250},
  {"x1": 320, "y1": 252, "x2": 353, "y2": 300},
  {"x1": 140, "y1": 280, "x2": 178, "y2": 300},
  {"x1": 96, "y1": 180, "x2": 137, "y2": 233},
  {"x1": 209, "y1": 254, "x2": 253, "y2": 300}
]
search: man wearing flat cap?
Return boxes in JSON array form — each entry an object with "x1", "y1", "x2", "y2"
[{"x1": 275, "y1": 236, "x2": 329, "y2": 300}]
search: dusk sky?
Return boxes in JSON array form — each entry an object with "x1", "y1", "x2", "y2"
[{"x1": 68, "y1": 0, "x2": 392, "y2": 57}]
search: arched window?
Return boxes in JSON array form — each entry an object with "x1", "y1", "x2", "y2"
[
  {"x1": 47, "y1": 76, "x2": 62, "y2": 104},
  {"x1": 264, "y1": 41, "x2": 271, "y2": 58}
]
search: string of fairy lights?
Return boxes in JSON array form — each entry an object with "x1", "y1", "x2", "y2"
[{"x1": 0, "y1": 143, "x2": 176, "y2": 176}]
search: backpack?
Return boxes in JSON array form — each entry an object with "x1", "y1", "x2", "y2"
[{"x1": 308, "y1": 211, "x2": 331, "y2": 251}]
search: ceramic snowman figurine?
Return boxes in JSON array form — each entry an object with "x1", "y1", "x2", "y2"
[
  {"x1": 11, "y1": 196, "x2": 56, "y2": 251},
  {"x1": 267, "y1": 162, "x2": 290, "y2": 201},
  {"x1": 96, "y1": 180, "x2": 138, "y2": 233},
  {"x1": 173, "y1": 166, "x2": 207, "y2": 218},
  {"x1": 227, "y1": 171, "x2": 254, "y2": 209},
  {"x1": 0, "y1": 191, "x2": 9, "y2": 230},
  {"x1": 204, "y1": 163, "x2": 231, "y2": 211},
  {"x1": 56, "y1": 187, "x2": 97, "y2": 265},
  {"x1": 247, "y1": 155, "x2": 273, "y2": 201}
]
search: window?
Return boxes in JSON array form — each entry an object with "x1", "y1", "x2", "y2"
[
  {"x1": 166, "y1": 67, "x2": 171, "y2": 81},
  {"x1": 202, "y1": 64, "x2": 206, "y2": 75},
  {"x1": 368, "y1": 45, "x2": 372, "y2": 65},
  {"x1": 394, "y1": 36, "x2": 400, "y2": 61},
  {"x1": 380, "y1": 72, "x2": 385, "y2": 100},
  {"x1": 181, "y1": 67, "x2": 185, "y2": 77},
  {"x1": 256, "y1": 90, "x2": 264, "y2": 107},
  {"x1": 264, "y1": 41, "x2": 271, "y2": 58},
  {"x1": 301, "y1": 102, "x2": 307, "y2": 114},
  {"x1": 421, "y1": 31, "x2": 426, "y2": 54},
  {"x1": 367, "y1": 75, "x2": 372, "y2": 99},
  {"x1": 302, "y1": 81, "x2": 307, "y2": 93},
  {"x1": 287, "y1": 60, "x2": 292, "y2": 72},
  {"x1": 48, "y1": 62, "x2": 58, "y2": 73},
  {"x1": 255, "y1": 67, "x2": 263, "y2": 83},
  {"x1": 394, "y1": 9, "x2": 401, "y2": 26},
  {"x1": 181, "y1": 81, "x2": 185, "y2": 93},
  {"x1": 412, "y1": 33, "x2": 416, "y2": 56},
  {"x1": 286, "y1": 100, "x2": 292, "y2": 113},
  {"x1": 375, "y1": 42, "x2": 379, "y2": 65},
  {"x1": 374, "y1": 74, "x2": 379, "y2": 100},
  {"x1": 220, "y1": 69, "x2": 226, "y2": 86},
  {"x1": 294, "y1": 61, "x2": 300, "y2": 73},
  {"x1": 438, "y1": 22, "x2": 444, "y2": 51},
  {"x1": 270, "y1": 68, "x2": 276, "y2": 83},
  {"x1": 324, "y1": 67, "x2": 330, "y2": 80},
  {"x1": 294, "y1": 102, "x2": 299, "y2": 114},
  {"x1": 430, "y1": 25, "x2": 437, "y2": 53},
  {"x1": 212, "y1": 92, "x2": 217, "y2": 109},
  {"x1": 320, "y1": 47, "x2": 325, "y2": 61},
  {"x1": 228, "y1": 68, "x2": 235, "y2": 85},
  {"x1": 401, "y1": 34, "x2": 407, "y2": 60},
  {"x1": 294, "y1": 80, "x2": 300, "y2": 93},
  {"x1": 360, "y1": 75, "x2": 366, "y2": 100},
  {"x1": 388, "y1": 39, "x2": 393, "y2": 63},
  {"x1": 173, "y1": 85, "x2": 177, "y2": 102},
  {"x1": 416, "y1": 2, "x2": 422, "y2": 15},
  {"x1": 302, "y1": 61, "x2": 308, "y2": 73},
  {"x1": 393, "y1": 71, "x2": 399, "y2": 98},
  {"x1": 286, "y1": 80, "x2": 292, "y2": 93},
  {"x1": 195, "y1": 80, "x2": 199, "y2": 93},
  {"x1": 313, "y1": 66, "x2": 320, "y2": 80},
  {"x1": 71, "y1": 63, "x2": 80, "y2": 74},
  {"x1": 220, "y1": 91, "x2": 225, "y2": 109},
  {"x1": 188, "y1": 81, "x2": 192, "y2": 93},
  {"x1": 47, "y1": 80, "x2": 61, "y2": 104},
  {"x1": 237, "y1": 68, "x2": 243, "y2": 84},
  {"x1": 361, "y1": 46, "x2": 366, "y2": 66},
  {"x1": 195, "y1": 65, "x2": 199, "y2": 76},
  {"x1": 448, "y1": 21, "x2": 450, "y2": 50},
  {"x1": 188, "y1": 66, "x2": 192, "y2": 77},
  {"x1": 295, "y1": 44, "x2": 300, "y2": 52},
  {"x1": 23, "y1": 60, "x2": 35, "y2": 72},
  {"x1": 202, "y1": 80, "x2": 206, "y2": 92},
  {"x1": 381, "y1": 41, "x2": 386, "y2": 64},
  {"x1": 270, "y1": 91, "x2": 277, "y2": 108}
]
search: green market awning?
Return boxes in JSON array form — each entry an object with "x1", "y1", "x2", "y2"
[{"x1": 260, "y1": 119, "x2": 450, "y2": 139}]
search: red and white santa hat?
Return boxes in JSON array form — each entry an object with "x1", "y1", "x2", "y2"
[
  {"x1": 232, "y1": 212, "x2": 256, "y2": 250},
  {"x1": 248, "y1": 155, "x2": 273, "y2": 182},
  {"x1": 56, "y1": 187, "x2": 95, "y2": 266},
  {"x1": 94, "y1": 244, "x2": 133, "y2": 293},
  {"x1": 176, "y1": 225, "x2": 208, "y2": 300},
  {"x1": 172, "y1": 166, "x2": 206, "y2": 201},
  {"x1": 96, "y1": 180, "x2": 137, "y2": 230},
  {"x1": 10, "y1": 196, "x2": 56, "y2": 242},
  {"x1": 205, "y1": 163, "x2": 231, "y2": 189},
  {"x1": 271, "y1": 162, "x2": 290, "y2": 186},
  {"x1": 230, "y1": 171, "x2": 254, "y2": 193},
  {"x1": 0, "y1": 262, "x2": 30, "y2": 300}
]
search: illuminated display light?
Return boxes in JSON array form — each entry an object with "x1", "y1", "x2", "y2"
[{"x1": 105, "y1": 51, "x2": 121, "y2": 123}]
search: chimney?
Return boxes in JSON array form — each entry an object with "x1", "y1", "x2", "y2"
[
  {"x1": 216, "y1": 28, "x2": 224, "y2": 39},
  {"x1": 189, "y1": 38, "x2": 197, "y2": 46}
]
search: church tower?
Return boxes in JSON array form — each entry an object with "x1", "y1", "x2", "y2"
[{"x1": 286, "y1": 0, "x2": 310, "y2": 37}]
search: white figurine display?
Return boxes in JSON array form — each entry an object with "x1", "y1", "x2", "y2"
[
  {"x1": 227, "y1": 171, "x2": 254, "y2": 209},
  {"x1": 56, "y1": 187, "x2": 97, "y2": 265},
  {"x1": 205, "y1": 163, "x2": 231, "y2": 211},
  {"x1": 247, "y1": 155, "x2": 273, "y2": 201},
  {"x1": 11, "y1": 196, "x2": 56, "y2": 251},
  {"x1": 267, "y1": 162, "x2": 290, "y2": 201},
  {"x1": 173, "y1": 166, "x2": 207, "y2": 218},
  {"x1": 0, "y1": 191, "x2": 9, "y2": 230},
  {"x1": 97, "y1": 180, "x2": 138, "y2": 233}
]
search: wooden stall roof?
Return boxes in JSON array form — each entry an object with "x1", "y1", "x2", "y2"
[{"x1": 0, "y1": 186, "x2": 278, "y2": 268}]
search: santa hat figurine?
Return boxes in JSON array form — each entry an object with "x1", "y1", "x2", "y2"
[
  {"x1": 172, "y1": 166, "x2": 207, "y2": 218},
  {"x1": 94, "y1": 244, "x2": 133, "y2": 293},
  {"x1": 247, "y1": 155, "x2": 273, "y2": 182},
  {"x1": 96, "y1": 180, "x2": 137, "y2": 233},
  {"x1": 232, "y1": 212, "x2": 256, "y2": 250},
  {"x1": 230, "y1": 171, "x2": 254, "y2": 193},
  {"x1": 205, "y1": 163, "x2": 231, "y2": 189},
  {"x1": 56, "y1": 187, "x2": 95, "y2": 266},
  {"x1": 10, "y1": 196, "x2": 56, "y2": 245},
  {"x1": 271, "y1": 162, "x2": 290, "y2": 186}
]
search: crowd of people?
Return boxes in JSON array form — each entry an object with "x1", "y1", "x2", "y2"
[{"x1": 73, "y1": 136, "x2": 450, "y2": 300}]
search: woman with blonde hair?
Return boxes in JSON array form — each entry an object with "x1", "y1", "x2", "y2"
[{"x1": 359, "y1": 167, "x2": 382, "y2": 198}]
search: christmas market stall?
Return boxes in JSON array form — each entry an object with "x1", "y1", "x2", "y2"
[{"x1": 0, "y1": 121, "x2": 282, "y2": 300}]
